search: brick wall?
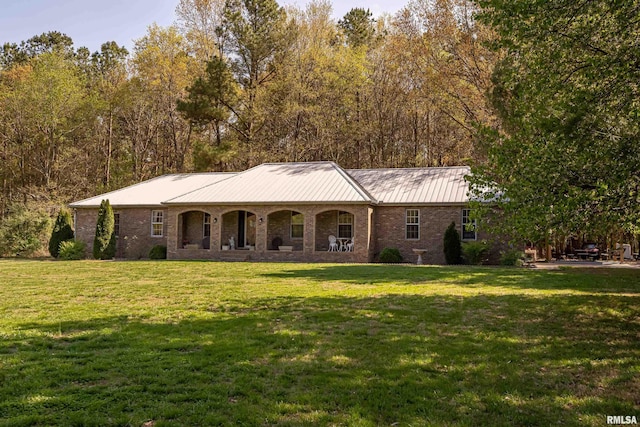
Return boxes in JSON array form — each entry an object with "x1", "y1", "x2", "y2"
[
  {"x1": 374, "y1": 205, "x2": 470, "y2": 264},
  {"x1": 74, "y1": 207, "x2": 167, "y2": 259},
  {"x1": 266, "y1": 210, "x2": 303, "y2": 251},
  {"x1": 166, "y1": 204, "x2": 373, "y2": 263},
  {"x1": 76, "y1": 204, "x2": 502, "y2": 264}
]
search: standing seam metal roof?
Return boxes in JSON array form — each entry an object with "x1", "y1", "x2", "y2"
[
  {"x1": 347, "y1": 166, "x2": 470, "y2": 204},
  {"x1": 69, "y1": 173, "x2": 235, "y2": 208},
  {"x1": 70, "y1": 164, "x2": 473, "y2": 208},
  {"x1": 164, "y1": 162, "x2": 376, "y2": 204}
]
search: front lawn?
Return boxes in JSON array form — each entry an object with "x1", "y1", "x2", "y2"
[{"x1": 0, "y1": 260, "x2": 638, "y2": 426}]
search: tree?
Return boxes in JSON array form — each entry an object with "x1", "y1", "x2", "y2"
[
  {"x1": 88, "y1": 42, "x2": 130, "y2": 188},
  {"x1": 178, "y1": 55, "x2": 239, "y2": 170},
  {"x1": 443, "y1": 221, "x2": 462, "y2": 264},
  {"x1": 49, "y1": 208, "x2": 74, "y2": 257},
  {"x1": 131, "y1": 24, "x2": 197, "y2": 175},
  {"x1": 221, "y1": 0, "x2": 293, "y2": 163},
  {"x1": 338, "y1": 8, "x2": 376, "y2": 48},
  {"x1": 175, "y1": 0, "x2": 227, "y2": 61},
  {"x1": 469, "y1": 0, "x2": 640, "y2": 241},
  {"x1": 0, "y1": 204, "x2": 51, "y2": 257},
  {"x1": 93, "y1": 199, "x2": 116, "y2": 259}
]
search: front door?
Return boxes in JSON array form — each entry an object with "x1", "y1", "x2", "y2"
[{"x1": 237, "y1": 211, "x2": 256, "y2": 248}]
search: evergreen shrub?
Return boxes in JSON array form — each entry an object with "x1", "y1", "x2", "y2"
[
  {"x1": 443, "y1": 222, "x2": 462, "y2": 264},
  {"x1": 49, "y1": 209, "x2": 74, "y2": 258},
  {"x1": 149, "y1": 245, "x2": 167, "y2": 260},
  {"x1": 379, "y1": 247, "x2": 403, "y2": 263},
  {"x1": 462, "y1": 241, "x2": 490, "y2": 265},
  {"x1": 58, "y1": 240, "x2": 86, "y2": 260},
  {"x1": 93, "y1": 199, "x2": 116, "y2": 260}
]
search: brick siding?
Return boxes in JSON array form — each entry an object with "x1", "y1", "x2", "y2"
[
  {"x1": 74, "y1": 207, "x2": 168, "y2": 259},
  {"x1": 74, "y1": 203, "x2": 501, "y2": 264}
]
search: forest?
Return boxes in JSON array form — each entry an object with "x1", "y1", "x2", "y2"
[
  {"x1": 0, "y1": 0, "x2": 495, "y2": 210},
  {"x1": 1, "y1": 0, "x2": 638, "y2": 255}
]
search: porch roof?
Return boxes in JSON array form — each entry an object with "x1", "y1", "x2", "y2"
[
  {"x1": 164, "y1": 162, "x2": 376, "y2": 205},
  {"x1": 347, "y1": 166, "x2": 471, "y2": 205},
  {"x1": 69, "y1": 173, "x2": 235, "y2": 208}
]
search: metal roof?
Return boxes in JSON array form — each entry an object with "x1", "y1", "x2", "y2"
[
  {"x1": 164, "y1": 162, "x2": 375, "y2": 205},
  {"x1": 70, "y1": 164, "x2": 472, "y2": 208},
  {"x1": 69, "y1": 173, "x2": 235, "y2": 208},
  {"x1": 347, "y1": 166, "x2": 470, "y2": 205}
]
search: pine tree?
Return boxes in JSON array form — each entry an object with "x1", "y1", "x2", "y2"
[
  {"x1": 92, "y1": 199, "x2": 116, "y2": 260},
  {"x1": 443, "y1": 221, "x2": 461, "y2": 265},
  {"x1": 48, "y1": 208, "x2": 74, "y2": 257}
]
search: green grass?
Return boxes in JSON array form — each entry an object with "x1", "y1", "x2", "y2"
[{"x1": 0, "y1": 260, "x2": 638, "y2": 426}]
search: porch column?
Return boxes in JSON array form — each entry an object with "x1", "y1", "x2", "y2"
[
  {"x1": 210, "y1": 209, "x2": 221, "y2": 252},
  {"x1": 255, "y1": 209, "x2": 268, "y2": 252},
  {"x1": 303, "y1": 209, "x2": 314, "y2": 253},
  {"x1": 166, "y1": 209, "x2": 178, "y2": 259}
]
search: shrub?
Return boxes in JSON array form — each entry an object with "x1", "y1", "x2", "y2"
[
  {"x1": 0, "y1": 204, "x2": 51, "y2": 257},
  {"x1": 58, "y1": 240, "x2": 86, "y2": 260},
  {"x1": 462, "y1": 241, "x2": 490, "y2": 265},
  {"x1": 443, "y1": 222, "x2": 462, "y2": 264},
  {"x1": 149, "y1": 245, "x2": 167, "y2": 260},
  {"x1": 49, "y1": 208, "x2": 74, "y2": 258},
  {"x1": 93, "y1": 199, "x2": 116, "y2": 260},
  {"x1": 379, "y1": 247, "x2": 403, "y2": 263},
  {"x1": 500, "y1": 249, "x2": 525, "y2": 266}
]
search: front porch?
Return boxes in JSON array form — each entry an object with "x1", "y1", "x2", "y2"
[{"x1": 167, "y1": 205, "x2": 374, "y2": 262}]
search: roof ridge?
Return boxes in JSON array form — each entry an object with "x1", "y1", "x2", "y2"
[
  {"x1": 162, "y1": 171, "x2": 242, "y2": 204},
  {"x1": 331, "y1": 163, "x2": 377, "y2": 203},
  {"x1": 348, "y1": 165, "x2": 471, "y2": 172}
]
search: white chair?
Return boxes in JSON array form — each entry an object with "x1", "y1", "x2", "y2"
[
  {"x1": 346, "y1": 237, "x2": 354, "y2": 252},
  {"x1": 328, "y1": 235, "x2": 338, "y2": 252}
]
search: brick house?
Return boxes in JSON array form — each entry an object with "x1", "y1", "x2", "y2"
[{"x1": 70, "y1": 161, "x2": 486, "y2": 264}]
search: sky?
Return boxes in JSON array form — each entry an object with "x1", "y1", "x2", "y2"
[{"x1": 0, "y1": 0, "x2": 407, "y2": 54}]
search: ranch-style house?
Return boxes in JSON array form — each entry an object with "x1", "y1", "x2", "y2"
[{"x1": 70, "y1": 161, "x2": 487, "y2": 264}]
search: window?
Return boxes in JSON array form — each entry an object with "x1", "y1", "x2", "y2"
[
  {"x1": 291, "y1": 212, "x2": 304, "y2": 239},
  {"x1": 114, "y1": 213, "x2": 120, "y2": 237},
  {"x1": 151, "y1": 210, "x2": 163, "y2": 237},
  {"x1": 462, "y1": 209, "x2": 476, "y2": 240},
  {"x1": 203, "y1": 213, "x2": 211, "y2": 238},
  {"x1": 338, "y1": 211, "x2": 353, "y2": 238},
  {"x1": 406, "y1": 209, "x2": 420, "y2": 239}
]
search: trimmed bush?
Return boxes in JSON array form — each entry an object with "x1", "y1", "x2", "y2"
[
  {"x1": 93, "y1": 199, "x2": 116, "y2": 260},
  {"x1": 379, "y1": 247, "x2": 403, "y2": 263},
  {"x1": 58, "y1": 240, "x2": 86, "y2": 260},
  {"x1": 49, "y1": 208, "x2": 74, "y2": 258},
  {"x1": 0, "y1": 204, "x2": 51, "y2": 257},
  {"x1": 149, "y1": 245, "x2": 167, "y2": 260},
  {"x1": 500, "y1": 249, "x2": 525, "y2": 266},
  {"x1": 443, "y1": 222, "x2": 462, "y2": 264},
  {"x1": 462, "y1": 241, "x2": 490, "y2": 265}
]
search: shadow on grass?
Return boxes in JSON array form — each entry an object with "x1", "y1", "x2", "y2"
[
  {"x1": 2, "y1": 292, "x2": 638, "y2": 426},
  {"x1": 260, "y1": 264, "x2": 640, "y2": 293}
]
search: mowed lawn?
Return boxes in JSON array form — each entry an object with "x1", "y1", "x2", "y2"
[{"x1": 0, "y1": 261, "x2": 638, "y2": 426}]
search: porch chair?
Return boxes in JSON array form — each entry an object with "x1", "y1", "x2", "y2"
[
  {"x1": 346, "y1": 237, "x2": 354, "y2": 252},
  {"x1": 328, "y1": 235, "x2": 339, "y2": 252}
]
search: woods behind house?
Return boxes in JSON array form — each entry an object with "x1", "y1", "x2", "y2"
[{"x1": 0, "y1": 0, "x2": 496, "y2": 214}]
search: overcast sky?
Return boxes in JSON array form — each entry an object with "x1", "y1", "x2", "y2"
[{"x1": 0, "y1": 0, "x2": 406, "y2": 54}]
